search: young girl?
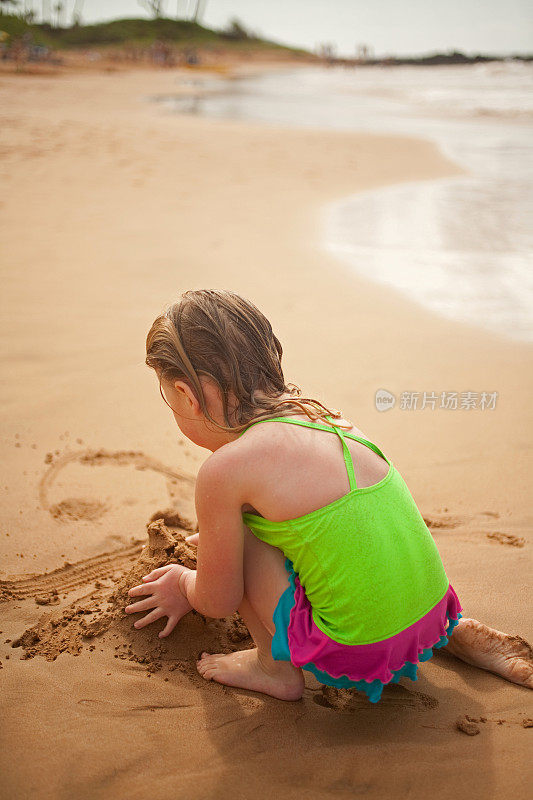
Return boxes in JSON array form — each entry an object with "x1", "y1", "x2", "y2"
[{"x1": 125, "y1": 289, "x2": 533, "y2": 703}]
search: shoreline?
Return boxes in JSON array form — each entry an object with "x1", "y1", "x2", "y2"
[
  {"x1": 157, "y1": 62, "x2": 533, "y2": 346},
  {"x1": 319, "y1": 177, "x2": 533, "y2": 346},
  {"x1": 1, "y1": 64, "x2": 531, "y2": 800}
]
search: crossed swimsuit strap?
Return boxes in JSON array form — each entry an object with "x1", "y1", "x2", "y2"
[
  {"x1": 321, "y1": 414, "x2": 358, "y2": 490},
  {"x1": 240, "y1": 412, "x2": 366, "y2": 490}
]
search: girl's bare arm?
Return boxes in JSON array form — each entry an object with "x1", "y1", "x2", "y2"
[{"x1": 179, "y1": 450, "x2": 246, "y2": 619}]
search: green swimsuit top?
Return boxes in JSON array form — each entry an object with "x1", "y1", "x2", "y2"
[{"x1": 238, "y1": 414, "x2": 450, "y2": 646}]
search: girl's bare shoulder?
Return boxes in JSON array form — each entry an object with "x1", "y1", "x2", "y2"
[{"x1": 233, "y1": 412, "x2": 370, "y2": 453}]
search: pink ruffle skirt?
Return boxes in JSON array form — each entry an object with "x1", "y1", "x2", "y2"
[{"x1": 271, "y1": 557, "x2": 463, "y2": 703}]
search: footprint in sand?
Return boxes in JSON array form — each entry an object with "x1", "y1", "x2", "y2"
[
  {"x1": 486, "y1": 532, "x2": 525, "y2": 548},
  {"x1": 312, "y1": 683, "x2": 439, "y2": 712},
  {"x1": 423, "y1": 510, "x2": 501, "y2": 531},
  {"x1": 423, "y1": 511, "x2": 523, "y2": 548},
  {"x1": 422, "y1": 513, "x2": 465, "y2": 530}
]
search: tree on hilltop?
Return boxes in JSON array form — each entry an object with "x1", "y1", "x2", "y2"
[
  {"x1": 138, "y1": 0, "x2": 165, "y2": 17},
  {"x1": 0, "y1": 0, "x2": 20, "y2": 14}
]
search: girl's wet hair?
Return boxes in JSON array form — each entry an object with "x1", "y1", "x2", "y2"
[{"x1": 145, "y1": 289, "x2": 348, "y2": 435}]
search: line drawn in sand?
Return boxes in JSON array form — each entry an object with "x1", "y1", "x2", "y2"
[
  {"x1": 1, "y1": 448, "x2": 198, "y2": 601},
  {"x1": 38, "y1": 447, "x2": 197, "y2": 523}
]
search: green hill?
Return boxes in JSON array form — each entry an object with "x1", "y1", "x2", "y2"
[{"x1": 0, "y1": 14, "x2": 311, "y2": 56}]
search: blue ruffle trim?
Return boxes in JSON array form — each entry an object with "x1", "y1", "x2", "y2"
[
  {"x1": 271, "y1": 557, "x2": 463, "y2": 704},
  {"x1": 300, "y1": 611, "x2": 463, "y2": 704}
]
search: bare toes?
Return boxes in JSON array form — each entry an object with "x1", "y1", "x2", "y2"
[
  {"x1": 203, "y1": 667, "x2": 219, "y2": 680},
  {"x1": 197, "y1": 663, "x2": 218, "y2": 680},
  {"x1": 197, "y1": 652, "x2": 223, "y2": 664}
]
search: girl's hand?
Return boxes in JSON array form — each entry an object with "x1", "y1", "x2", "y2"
[
  {"x1": 125, "y1": 564, "x2": 193, "y2": 638},
  {"x1": 185, "y1": 532, "x2": 199, "y2": 545}
]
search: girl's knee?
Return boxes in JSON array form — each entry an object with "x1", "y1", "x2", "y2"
[{"x1": 242, "y1": 527, "x2": 290, "y2": 622}]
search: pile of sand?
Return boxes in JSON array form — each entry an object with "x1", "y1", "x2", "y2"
[{"x1": 7, "y1": 519, "x2": 251, "y2": 677}]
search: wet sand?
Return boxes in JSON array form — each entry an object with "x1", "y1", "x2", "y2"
[{"x1": 0, "y1": 64, "x2": 532, "y2": 800}]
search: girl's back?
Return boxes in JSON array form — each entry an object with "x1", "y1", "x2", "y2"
[
  {"x1": 240, "y1": 412, "x2": 390, "y2": 520},
  {"x1": 238, "y1": 413, "x2": 461, "y2": 674}
]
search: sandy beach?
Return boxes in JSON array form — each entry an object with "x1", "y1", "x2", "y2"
[{"x1": 1, "y1": 63, "x2": 532, "y2": 799}]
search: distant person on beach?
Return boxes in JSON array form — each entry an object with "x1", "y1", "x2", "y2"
[{"x1": 125, "y1": 289, "x2": 533, "y2": 702}]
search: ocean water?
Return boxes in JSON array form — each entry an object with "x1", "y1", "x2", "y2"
[{"x1": 152, "y1": 62, "x2": 533, "y2": 341}]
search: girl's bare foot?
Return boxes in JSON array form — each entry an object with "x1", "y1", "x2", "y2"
[
  {"x1": 196, "y1": 647, "x2": 305, "y2": 701},
  {"x1": 444, "y1": 617, "x2": 533, "y2": 689}
]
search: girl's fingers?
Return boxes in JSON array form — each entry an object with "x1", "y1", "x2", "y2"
[
  {"x1": 132, "y1": 607, "x2": 165, "y2": 630},
  {"x1": 141, "y1": 565, "x2": 174, "y2": 581},
  {"x1": 158, "y1": 616, "x2": 178, "y2": 638},
  {"x1": 128, "y1": 583, "x2": 158, "y2": 597},
  {"x1": 124, "y1": 597, "x2": 157, "y2": 614},
  {"x1": 185, "y1": 533, "x2": 200, "y2": 545}
]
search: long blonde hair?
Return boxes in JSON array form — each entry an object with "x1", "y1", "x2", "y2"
[{"x1": 145, "y1": 289, "x2": 351, "y2": 435}]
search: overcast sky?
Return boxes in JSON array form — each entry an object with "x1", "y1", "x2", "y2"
[{"x1": 35, "y1": 1, "x2": 533, "y2": 58}]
